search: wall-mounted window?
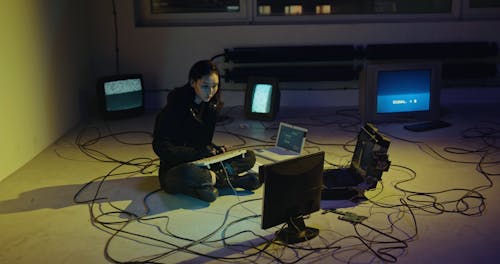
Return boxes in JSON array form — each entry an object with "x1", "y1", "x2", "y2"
[
  {"x1": 135, "y1": 0, "x2": 251, "y2": 26},
  {"x1": 253, "y1": 0, "x2": 459, "y2": 24},
  {"x1": 135, "y1": 0, "x2": 499, "y2": 26},
  {"x1": 256, "y1": 0, "x2": 453, "y2": 16},
  {"x1": 469, "y1": 0, "x2": 500, "y2": 8},
  {"x1": 151, "y1": 0, "x2": 241, "y2": 13},
  {"x1": 462, "y1": 0, "x2": 500, "y2": 18}
]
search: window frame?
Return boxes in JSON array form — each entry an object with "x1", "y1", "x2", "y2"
[
  {"x1": 252, "y1": 0, "x2": 461, "y2": 24},
  {"x1": 134, "y1": 0, "x2": 499, "y2": 27},
  {"x1": 135, "y1": 0, "x2": 252, "y2": 26},
  {"x1": 462, "y1": 0, "x2": 500, "y2": 18}
]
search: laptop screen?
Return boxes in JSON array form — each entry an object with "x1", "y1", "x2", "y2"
[{"x1": 276, "y1": 123, "x2": 307, "y2": 153}]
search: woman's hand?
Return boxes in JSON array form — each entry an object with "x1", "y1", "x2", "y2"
[
  {"x1": 217, "y1": 145, "x2": 229, "y2": 153},
  {"x1": 207, "y1": 144, "x2": 230, "y2": 155}
]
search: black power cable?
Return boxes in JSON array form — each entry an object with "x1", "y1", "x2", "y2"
[
  {"x1": 112, "y1": 0, "x2": 120, "y2": 74},
  {"x1": 70, "y1": 112, "x2": 498, "y2": 263}
]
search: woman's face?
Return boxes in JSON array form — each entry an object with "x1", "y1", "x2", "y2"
[{"x1": 192, "y1": 72, "x2": 219, "y2": 103}]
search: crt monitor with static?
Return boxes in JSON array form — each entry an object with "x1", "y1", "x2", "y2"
[
  {"x1": 244, "y1": 77, "x2": 280, "y2": 121},
  {"x1": 97, "y1": 74, "x2": 145, "y2": 119}
]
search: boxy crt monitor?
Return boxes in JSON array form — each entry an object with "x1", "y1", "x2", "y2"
[
  {"x1": 359, "y1": 62, "x2": 442, "y2": 124},
  {"x1": 260, "y1": 151, "x2": 324, "y2": 244},
  {"x1": 97, "y1": 74, "x2": 144, "y2": 119},
  {"x1": 244, "y1": 77, "x2": 280, "y2": 121}
]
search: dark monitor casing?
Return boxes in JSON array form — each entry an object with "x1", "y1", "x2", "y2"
[
  {"x1": 260, "y1": 151, "x2": 324, "y2": 244},
  {"x1": 244, "y1": 77, "x2": 280, "y2": 121},
  {"x1": 351, "y1": 123, "x2": 391, "y2": 185},
  {"x1": 359, "y1": 62, "x2": 442, "y2": 124}
]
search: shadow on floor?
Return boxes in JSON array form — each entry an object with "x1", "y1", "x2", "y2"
[{"x1": 0, "y1": 175, "x2": 222, "y2": 216}]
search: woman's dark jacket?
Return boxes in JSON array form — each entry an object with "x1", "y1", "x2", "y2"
[{"x1": 152, "y1": 84, "x2": 219, "y2": 170}]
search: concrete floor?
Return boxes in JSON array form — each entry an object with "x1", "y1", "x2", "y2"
[{"x1": 1, "y1": 103, "x2": 499, "y2": 264}]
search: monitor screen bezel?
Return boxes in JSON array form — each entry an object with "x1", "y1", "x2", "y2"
[
  {"x1": 96, "y1": 74, "x2": 145, "y2": 119},
  {"x1": 244, "y1": 77, "x2": 280, "y2": 121},
  {"x1": 359, "y1": 62, "x2": 442, "y2": 124}
]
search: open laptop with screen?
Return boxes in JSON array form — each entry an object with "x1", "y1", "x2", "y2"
[
  {"x1": 254, "y1": 122, "x2": 308, "y2": 163},
  {"x1": 322, "y1": 123, "x2": 391, "y2": 200}
]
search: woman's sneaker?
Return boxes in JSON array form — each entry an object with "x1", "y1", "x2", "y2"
[
  {"x1": 228, "y1": 172, "x2": 262, "y2": 190},
  {"x1": 185, "y1": 184, "x2": 218, "y2": 202}
]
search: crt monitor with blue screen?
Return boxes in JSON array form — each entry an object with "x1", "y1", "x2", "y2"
[
  {"x1": 245, "y1": 77, "x2": 280, "y2": 121},
  {"x1": 359, "y1": 62, "x2": 442, "y2": 124}
]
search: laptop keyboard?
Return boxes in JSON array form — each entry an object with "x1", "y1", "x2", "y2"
[{"x1": 192, "y1": 149, "x2": 247, "y2": 169}]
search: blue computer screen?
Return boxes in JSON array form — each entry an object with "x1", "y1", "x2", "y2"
[
  {"x1": 251, "y1": 84, "x2": 273, "y2": 113},
  {"x1": 377, "y1": 69, "x2": 431, "y2": 113}
]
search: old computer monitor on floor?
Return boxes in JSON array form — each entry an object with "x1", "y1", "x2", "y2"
[
  {"x1": 245, "y1": 77, "x2": 280, "y2": 121},
  {"x1": 359, "y1": 62, "x2": 450, "y2": 131},
  {"x1": 260, "y1": 151, "x2": 324, "y2": 244},
  {"x1": 96, "y1": 74, "x2": 145, "y2": 119}
]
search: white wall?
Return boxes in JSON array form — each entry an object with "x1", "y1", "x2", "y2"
[
  {"x1": 88, "y1": 1, "x2": 500, "y2": 110},
  {"x1": 0, "y1": 0, "x2": 91, "y2": 182}
]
